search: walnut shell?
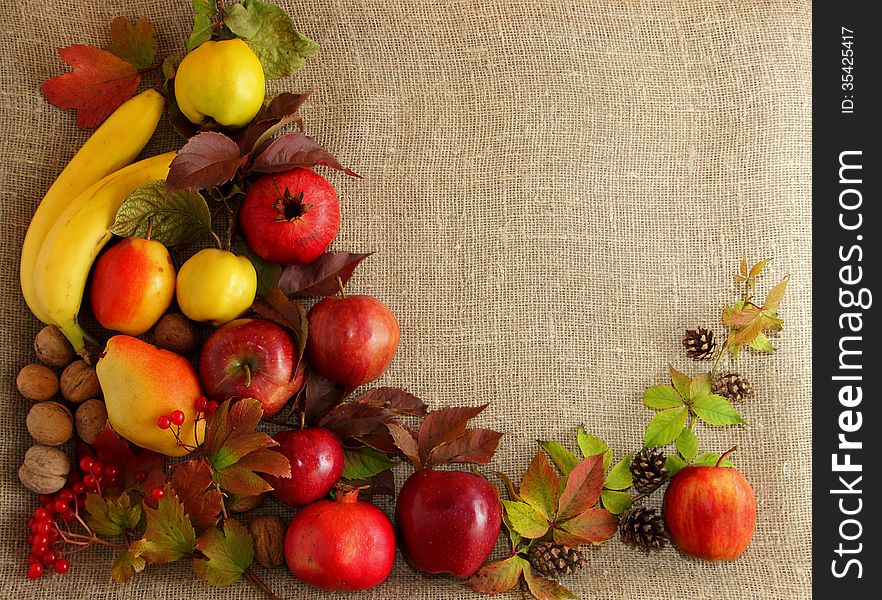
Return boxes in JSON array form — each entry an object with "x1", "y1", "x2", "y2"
[
  {"x1": 34, "y1": 325, "x2": 76, "y2": 368},
  {"x1": 60, "y1": 360, "x2": 101, "y2": 403},
  {"x1": 75, "y1": 399, "x2": 109, "y2": 445},
  {"x1": 154, "y1": 313, "x2": 199, "y2": 355},
  {"x1": 16, "y1": 364, "x2": 59, "y2": 401},
  {"x1": 18, "y1": 444, "x2": 70, "y2": 494},
  {"x1": 249, "y1": 515, "x2": 286, "y2": 568},
  {"x1": 26, "y1": 401, "x2": 73, "y2": 446}
]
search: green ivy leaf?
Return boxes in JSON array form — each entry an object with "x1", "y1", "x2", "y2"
[
  {"x1": 224, "y1": 0, "x2": 320, "y2": 80},
  {"x1": 665, "y1": 454, "x2": 688, "y2": 477},
  {"x1": 85, "y1": 492, "x2": 142, "y2": 536},
  {"x1": 643, "y1": 384, "x2": 683, "y2": 410},
  {"x1": 603, "y1": 454, "x2": 633, "y2": 491},
  {"x1": 109, "y1": 180, "x2": 211, "y2": 247},
  {"x1": 341, "y1": 446, "x2": 394, "y2": 482},
  {"x1": 669, "y1": 366, "x2": 691, "y2": 399},
  {"x1": 643, "y1": 406, "x2": 688, "y2": 447},
  {"x1": 540, "y1": 440, "x2": 579, "y2": 476},
  {"x1": 600, "y1": 489, "x2": 632, "y2": 515},
  {"x1": 693, "y1": 452, "x2": 735, "y2": 468},
  {"x1": 749, "y1": 332, "x2": 776, "y2": 352},
  {"x1": 688, "y1": 373, "x2": 712, "y2": 402},
  {"x1": 131, "y1": 486, "x2": 196, "y2": 563},
  {"x1": 500, "y1": 499, "x2": 549, "y2": 539},
  {"x1": 110, "y1": 551, "x2": 146, "y2": 583},
  {"x1": 692, "y1": 394, "x2": 746, "y2": 426},
  {"x1": 193, "y1": 519, "x2": 254, "y2": 587},
  {"x1": 675, "y1": 427, "x2": 699, "y2": 462},
  {"x1": 187, "y1": 0, "x2": 219, "y2": 52},
  {"x1": 577, "y1": 427, "x2": 612, "y2": 470}
]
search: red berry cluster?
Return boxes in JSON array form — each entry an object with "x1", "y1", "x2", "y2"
[
  {"x1": 26, "y1": 507, "x2": 70, "y2": 579},
  {"x1": 195, "y1": 395, "x2": 218, "y2": 415},
  {"x1": 156, "y1": 409, "x2": 186, "y2": 430}
]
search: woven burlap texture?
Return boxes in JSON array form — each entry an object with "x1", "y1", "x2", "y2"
[{"x1": 0, "y1": 0, "x2": 811, "y2": 598}]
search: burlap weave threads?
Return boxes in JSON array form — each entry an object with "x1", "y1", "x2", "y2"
[{"x1": 0, "y1": 1, "x2": 811, "y2": 597}]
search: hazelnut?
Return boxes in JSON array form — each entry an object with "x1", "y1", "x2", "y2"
[
  {"x1": 18, "y1": 444, "x2": 70, "y2": 494},
  {"x1": 16, "y1": 364, "x2": 59, "y2": 401},
  {"x1": 26, "y1": 401, "x2": 73, "y2": 446},
  {"x1": 249, "y1": 515, "x2": 286, "y2": 568},
  {"x1": 154, "y1": 313, "x2": 199, "y2": 354},
  {"x1": 60, "y1": 360, "x2": 101, "y2": 403},
  {"x1": 34, "y1": 325, "x2": 76, "y2": 368},
  {"x1": 75, "y1": 399, "x2": 109, "y2": 445}
]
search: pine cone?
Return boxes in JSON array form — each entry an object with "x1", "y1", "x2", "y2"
[
  {"x1": 619, "y1": 507, "x2": 668, "y2": 551},
  {"x1": 682, "y1": 326, "x2": 717, "y2": 360},
  {"x1": 712, "y1": 371, "x2": 755, "y2": 402},
  {"x1": 527, "y1": 542, "x2": 586, "y2": 579},
  {"x1": 630, "y1": 447, "x2": 668, "y2": 494}
]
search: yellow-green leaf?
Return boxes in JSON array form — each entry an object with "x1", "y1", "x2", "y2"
[
  {"x1": 643, "y1": 384, "x2": 683, "y2": 410},
  {"x1": 110, "y1": 551, "x2": 146, "y2": 583},
  {"x1": 577, "y1": 427, "x2": 612, "y2": 471},
  {"x1": 540, "y1": 440, "x2": 579, "y2": 476},
  {"x1": 675, "y1": 427, "x2": 699, "y2": 462},
  {"x1": 523, "y1": 567, "x2": 578, "y2": 599},
  {"x1": 603, "y1": 454, "x2": 633, "y2": 491},
  {"x1": 763, "y1": 275, "x2": 790, "y2": 312},
  {"x1": 665, "y1": 454, "x2": 688, "y2": 476},
  {"x1": 131, "y1": 487, "x2": 196, "y2": 563},
  {"x1": 749, "y1": 258, "x2": 769, "y2": 279},
  {"x1": 748, "y1": 332, "x2": 776, "y2": 352},
  {"x1": 688, "y1": 373, "x2": 712, "y2": 402},
  {"x1": 464, "y1": 555, "x2": 524, "y2": 595},
  {"x1": 85, "y1": 491, "x2": 141, "y2": 536},
  {"x1": 643, "y1": 406, "x2": 688, "y2": 447},
  {"x1": 519, "y1": 450, "x2": 561, "y2": 521},
  {"x1": 500, "y1": 499, "x2": 549, "y2": 539},
  {"x1": 600, "y1": 490, "x2": 632, "y2": 515},
  {"x1": 693, "y1": 452, "x2": 736, "y2": 467},
  {"x1": 692, "y1": 395, "x2": 746, "y2": 426},
  {"x1": 192, "y1": 519, "x2": 254, "y2": 587},
  {"x1": 669, "y1": 366, "x2": 691, "y2": 399}
]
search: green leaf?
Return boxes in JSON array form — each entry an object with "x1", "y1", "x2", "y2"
[
  {"x1": 341, "y1": 446, "x2": 394, "y2": 482},
  {"x1": 110, "y1": 551, "x2": 146, "y2": 583},
  {"x1": 236, "y1": 242, "x2": 281, "y2": 299},
  {"x1": 748, "y1": 332, "x2": 775, "y2": 352},
  {"x1": 502, "y1": 511, "x2": 522, "y2": 549},
  {"x1": 464, "y1": 555, "x2": 524, "y2": 595},
  {"x1": 540, "y1": 440, "x2": 579, "y2": 476},
  {"x1": 519, "y1": 450, "x2": 562, "y2": 521},
  {"x1": 500, "y1": 499, "x2": 549, "y2": 539},
  {"x1": 109, "y1": 180, "x2": 211, "y2": 247},
  {"x1": 693, "y1": 452, "x2": 735, "y2": 468},
  {"x1": 522, "y1": 567, "x2": 578, "y2": 599},
  {"x1": 577, "y1": 427, "x2": 612, "y2": 471},
  {"x1": 688, "y1": 373, "x2": 712, "y2": 401},
  {"x1": 669, "y1": 366, "x2": 691, "y2": 399},
  {"x1": 603, "y1": 454, "x2": 633, "y2": 491},
  {"x1": 675, "y1": 427, "x2": 699, "y2": 462},
  {"x1": 85, "y1": 492, "x2": 142, "y2": 536},
  {"x1": 224, "y1": 0, "x2": 320, "y2": 80},
  {"x1": 187, "y1": 0, "x2": 218, "y2": 52},
  {"x1": 643, "y1": 384, "x2": 683, "y2": 410},
  {"x1": 600, "y1": 490, "x2": 632, "y2": 515},
  {"x1": 131, "y1": 487, "x2": 196, "y2": 563},
  {"x1": 107, "y1": 17, "x2": 157, "y2": 70},
  {"x1": 193, "y1": 519, "x2": 254, "y2": 587},
  {"x1": 665, "y1": 454, "x2": 688, "y2": 477},
  {"x1": 692, "y1": 394, "x2": 746, "y2": 426},
  {"x1": 643, "y1": 406, "x2": 688, "y2": 447}
]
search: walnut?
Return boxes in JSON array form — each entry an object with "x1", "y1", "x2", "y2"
[
  {"x1": 154, "y1": 313, "x2": 199, "y2": 354},
  {"x1": 249, "y1": 515, "x2": 286, "y2": 568},
  {"x1": 75, "y1": 399, "x2": 109, "y2": 445},
  {"x1": 60, "y1": 360, "x2": 101, "y2": 403},
  {"x1": 26, "y1": 401, "x2": 73, "y2": 446},
  {"x1": 16, "y1": 364, "x2": 59, "y2": 401},
  {"x1": 34, "y1": 325, "x2": 76, "y2": 368},
  {"x1": 18, "y1": 444, "x2": 70, "y2": 494}
]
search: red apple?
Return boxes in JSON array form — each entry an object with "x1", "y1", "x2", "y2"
[
  {"x1": 663, "y1": 452, "x2": 756, "y2": 561},
  {"x1": 396, "y1": 469, "x2": 501, "y2": 578},
  {"x1": 240, "y1": 168, "x2": 340, "y2": 265},
  {"x1": 307, "y1": 294, "x2": 399, "y2": 386},
  {"x1": 198, "y1": 318, "x2": 302, "y2": 416},
  {"x1": 265, "y1": 427, "x2": 344, "y2": 507}
]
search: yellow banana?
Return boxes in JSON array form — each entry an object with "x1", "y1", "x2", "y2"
[
  {"x1": 34, "y1": 152, "x2": 177, "y2": 351},
  {"x1": 20, "y1": 89, "x2": 165, "y2": 323}
]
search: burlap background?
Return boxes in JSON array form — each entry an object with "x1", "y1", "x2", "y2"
[{"x1": 0, "y1": 0, "x2": 812, "y2": 597}]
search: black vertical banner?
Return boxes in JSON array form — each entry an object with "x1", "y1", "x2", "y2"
[{"x1": 813, "y1": 2, "x2": 881, "y2": 596}]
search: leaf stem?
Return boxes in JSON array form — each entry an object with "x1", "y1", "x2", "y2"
[
  {"x1": 210, "y1": 230, "x2": 224, "y2": 250},
  {"x1": 244, "y1": 568, "x2": 281, "y2": 600},
  {"x1": 217, "y1": 481, "x2": 229, "y2": 520}
]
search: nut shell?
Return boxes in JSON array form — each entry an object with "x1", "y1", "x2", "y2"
[
  {"x1": 249, "y1": 515, "x2": 286, "y2": 568},
  {"x1": 153, "y1": 313, "x2": 199, "y2": 355},
  {"x1": 16, "y1": 364, "x2": 59, "y2": 401},
  {"x1": 75, "y1": 399, "x2": 109, "y2": 445},
  {"x1": 60, "y1": 360, "x2": 101, "y2": 403},
  {"x1": 26, "y1": 401, "x2": 74, "y2": 446},
  {"x1": 19, "y1": 444, "x2": 70, "y2": 494},
  {"x1": 34, "y1": 325, "x2": 76, "y2": 368}
]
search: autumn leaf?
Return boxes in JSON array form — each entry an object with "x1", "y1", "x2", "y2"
[
  {"x1": 110, "y1": 551, "x2": 146, "y2": 583},
  {"x1": 518, "y1": 450, "x2": 561, "y2": 521},
  {"x1": 303, "y1": 370, "x2": 351, "y2": 423},
  {"x1": 252, "y1": 288, "x2": 308, "y2": 359},
  {"x1": 166, "y1": 132, "x2": 248, "y2": 192},
  {"x1": 320, "y1": 403, "x2": 394, "y2": 440},
  {"x1": 553, "y1": 507, "x2": 617, "y2": 546},
  {"x1": 354, "y1": 387, "x2": 428, "y2": 416},
  {"x1": 341, "y1": 446, "x2": 395, "y2": 482},
  {"x1": 85, "y1": 491, "x2": 142, "y2": 536},
  {"x1": 250, "y1": 132, "x2": 361, "y2": 177},
  {"x1": 386, "y1": 422, "x2": 421, "y2": 468},
  {"x1": 425, "y1": 428, "x2": 503, "y2": 467},
  {"x1": 107, "y1": 16, "x2": 157, "y2": 69},
  {"x1": 169, "y1": 460, "x2": 223, "y2": 531},
  {"x1": 763, "y1": 275, "x2": 790, "y2": 312},
  {"x1": 193, "y1": 519, "x2": 254, "y2": 587},
  {"x1": 42, "y1": 45, "x2": 140, "y2": 128},
  {"x1": 417, "y1": 404, "x2": 489, "y2": 464},
  {"x1": 234, "y1": 91, "x2": 311, "y2": 154},
  {"x1": 556, "y1": 454, "x2": 605, "y2": 522},
  {"x1": 131, "y1": 487, "x2": 196, "y2": 563},
  {"x1": 465, "y1": 555, "x2": 525, "y2": 595},
  {"x1": 500, "y1": 499, "x2": 549, "y2": 539},
  {"x1": 278, "y1": 252, "x2": 373, "y2": 297},
  {"x1": 522, "y1": 562, "x2": 578, "y2": 599},
  {"x1": 540, "y1": 440, "x2": 579, "y2": 476}
]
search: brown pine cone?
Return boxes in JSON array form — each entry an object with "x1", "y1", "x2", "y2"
[
  {"x1": 527, "y1": 542, "x2": 586, "y2": 579},
  {"x1": 682, "y1": 326, "x2": 717, "y2": 360},
  {"x1": 712, "y1": 371, "x2": 755, "y2": 402},
  {"x1": 619, "y1": 507, "x2": 668, "y2": 551}
]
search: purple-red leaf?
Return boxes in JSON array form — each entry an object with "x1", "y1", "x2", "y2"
[
  {"x1": 250, "y1": 132, "x2": 361, "y2": 177},
  {"x1": 169, "y1": 460, "x2": 223, "y2": 532},
  {"x1": 465, "y1": 556, "x2": 525, "y2": 595},
  {"x1": 418, "y1": 404, "x2": 489, "y2": 464},
  {"x1": 426, "y1": 428, "x2": 503, "y2": 468},
  {"x1": 519, "y1": 449, "x2": 561, "y2": 521},
  {"x1": 386, "y1": 422, "x2": 421, "y2": 468},
  {"x1": 554, "y1": 507, "x2": 618, "y2": 545},
  {"x1": 354, "y1": 387, "x2": 428, "y2": 416},
  {"x1": 258, "y1": 288, "x2": 309, "y2": 359},
  {"x1": 371, "y1": 469, "x2": 396, "y2": 496},
  {"x1": 303, "y1": 370, "x2": 351, "y2": 424},
  {"x1": 319, "y1": 403, "x2": 394, "y2": 440},
  {"x1": 235, "y1": 91, "x2": 311, "y2": 153},
  {"x1": 556, "y1": 454, "x2": 605, "y2": 521},
  {"x1": 278, "y1": 252, "x2": 373, "y2": 297},
  {"x1": 166, "y1": 131, "x2": 248, "y2": 192}
]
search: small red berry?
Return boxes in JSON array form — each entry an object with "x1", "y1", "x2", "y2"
[
  {"x1": 53, "y1": 499, "x2": 68, "y2": 514},
  {"x1": 37, "y1": 494, "x2": 51, "y2": 505},
  {"x1": 106, "y1": 475, "x2": 119, "y2": 486},
  {"x1": 151, "y1": 486, "x2": 165, "y2": 501},
  {"x1": 26, "y1": 562, "x2": 43, "y2": 580},
  {"x1": 32, "y1": 508, "x2": 49, "y2": 521},
  {"x1": 83, "y1": 474, "x2": 97, "y2": 488},
  {"x1": 169, "y1": 410, "x2": 185, "y2": 426},
  {"x1": 134, "y1": 471, "x2": 147, "y2": 482},
  {"x1": 78, "y1": 457, "x2": 94, "y2": 473},
  {"x1": 91, "y1": 463, "x2": 103, "y2": 477},
  {"x1": 31, "y1": 544, "x2": 47, "y2": 557},
  {"x1": 206, "y1": 400, "x2": 219, "y2": 414},
  {"x1": 58, "y1": 489, "x2": 74, "y2": 503},
  {"x1": 32, "y1": 534, "x2": 49, "y2": 548},
  {"x1": 157, "y1": 415, "x2": 172, "y2": 429},
  {"x1": 34, "y1": 521, "x2": 51, "y2": 535},
  {"x1": 61, "y1": 509, "x2": 75, "y2": 521},
  {"x1": 27, "y1": 555, "x2": 40, "y2": 565},
  {"x1": 195, "y1": 396, "x2": 208, "y2": 412},
  {"x1": 48, "y1": 530, "x2": 60, "y2": 542},
  {"x1": 72, "y1": 482, "x2": 85, "y2": 495},
  {"x1": 53, "y1": 558, "x2": 70, "y2": 574},
  {"x1": 26, "y1": 533, "x2": 34, "y2": 544},
  {"x1": 104, "y1": 465, "x2": 118, "y2": 479},
  {"x1": 41, "y1": 551, "x2": 56, "y2": 566}
]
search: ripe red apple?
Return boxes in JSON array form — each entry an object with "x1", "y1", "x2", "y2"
[
  {"x1": 396, "y1": 469, "x2": 501, "y2": 578},
  {"x1": 240, "y1": 168, "x2": 340, "y2": 265},
  {"x1": 663, "y1": 451, "x2": 756, "y2": 561},
  {"x1": 198, "y1": 318, "x2": 302, "y2": 416},
  {"x1": 265, "y1": 427, "x2": 344, "y2": 506},
  {"x1": 307, "y1": 293, "x2": 399, "y2": 386},
  {"x1": 285, "y1": 488, "x2": 395, "y2": 591},
  {"x1": 90, "y1": 237, "x2": 175, "y2": 336}
]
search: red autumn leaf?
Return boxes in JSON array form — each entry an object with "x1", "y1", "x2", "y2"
[
  {"x1": 235, "y1": 91, "x2": 312, "y2": 153},
  {"x1": 278, "y1": 252, "x2": 373, "y2": 297},
  {"x1": 169, "y1": 460, "x2": 223, "y2": 532},
  {"x1": 255, "y1": 288, "x2": 309, "y2": 359},
  {"x1": 386, "y1": 422, "x2": 421, "y2": 468},
  {"x1": 42, "y1": 45, "x2": 140, "y2": 129},
  {"x1": 106, "y1": 16, "x2": 157, "y2": 69},
  {"x1": 556, "y1": 454, "x2": 605, "y2": 522},
  {"x1": 166, "y1": 131, "x2": 248, "y2": 192},
  {"x1": 418, "y1": 404, "x2": 489, "y2": 464},
  {"x1": 250, "y1": 132, "x2": 362, "y2": 177},
  {"x1": 371, "y1": 469, "x2": 396, "y2": 496},
  {"x1": 518, "y1": 449, "x2": 561, "y2": 521},
  {"x1": 353, "y1": 430, "x2": 399, "y2": 454},
  {"x1": 303, "y1": 370, "x2": 352, "y2": 423},
  {"x1": 319, "y1": 403, "x2": 394, "y2": 440},
  {"x1": 426, "y1": 428, "x2": 504, "y2": 468},
  {"x1": 553, "y1": 507, "x2": 618, "y2": 546},
  {"x1": 354, "y1": 387, "x2": 428, "y2": 416},
  {"x1": 465, "y1": 555, "x2": 524, "y2": 595}
]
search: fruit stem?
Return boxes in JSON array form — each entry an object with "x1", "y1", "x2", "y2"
[
  {"x1": 244, "y1": 568, "x2": 281, "y2": 600},
  {"x1": 717, "y1": 445, "x2": 738, "y2": 467},
  {"x1": 334, "y1": 485, "x2": 361, "y2": 504},
  {"x1": 336, "y1": 276, "x2": 346, "y2": 299},
  {"x1": 243, "y1": 363, "x2": 252, "y2": 388},
  {"x1": 210, "y1": 230, "x2": 225, "y2": 251},
  {"x1": 146, "y1": 216, "x2": 154, "y2": 241}
]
